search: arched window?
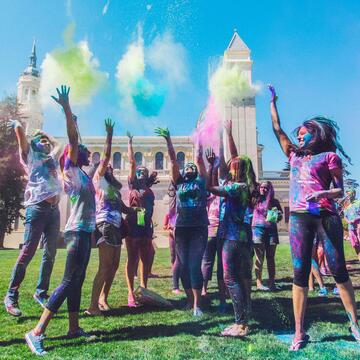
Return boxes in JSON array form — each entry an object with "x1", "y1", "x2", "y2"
[
  {"x1": 177, "y1": 151, "x2": 185, "y2": 170},
  {"x1": 155, "y1": 152, "x2": 164, "y2": 170},
  {"x1": 134, "y1": 152, "x2": 143, "y2": 166},
  {"x1": 92, "y1": 152, "x2": 100, "y2": 165},
  {"x1": 113, "y1": 152, "x2": 121, "y2": 169}
]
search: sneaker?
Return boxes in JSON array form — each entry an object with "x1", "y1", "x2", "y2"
[
  {"x1": 33, "y1": 294, "x2": 48, "y2": 309},
  {"x1": 193, "y1": 307, "x2": 203, "y2": 317},
  {"x1": 4, "y1": 297, "x2": 22, "y2": 317},
  {"x1": 333, "y1": 287, "x2": 340, "y2": 296},
  {"x1": 25, "y1": 331, "x2": 47, "y2": 356},
  {"x1": 67, "y1": 327, "x2": 95, "y2": 339},
  {"x1": 172, "y1": 288, "x2": 182, "y2": 295},
  {"x1": 318, "y1": 287, "x2": 328, "y2": 296},
  {"x1": 257, "y1": 284, "x2": 270, "y2": 291}
]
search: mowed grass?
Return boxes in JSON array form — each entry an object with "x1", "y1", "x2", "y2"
[{"x1": 0, "y1": 243, "x2": 360, "y2": 360}]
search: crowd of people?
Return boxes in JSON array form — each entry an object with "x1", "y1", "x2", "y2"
[{"x1": 3, "y1": 84, "x2": 360, "y2": 355}]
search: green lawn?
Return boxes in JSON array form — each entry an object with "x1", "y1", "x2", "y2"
[{"x1": 0, "y1": 243, "x2": 359, "y2": 359}]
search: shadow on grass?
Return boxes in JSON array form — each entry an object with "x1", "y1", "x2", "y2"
[{"x1": 44, "y1": 318, "x2": 242, "y2": 351}]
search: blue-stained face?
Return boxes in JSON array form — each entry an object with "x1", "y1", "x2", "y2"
[{"x1": 297, "y1": 126, "x2": 312, "y2": 148}]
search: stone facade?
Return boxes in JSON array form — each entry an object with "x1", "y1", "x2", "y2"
[{"x1": 5, "y1": 32, "x2": 290, "y2": 248}]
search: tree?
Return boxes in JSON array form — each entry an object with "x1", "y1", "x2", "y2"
[{"x1": 0, "y1": 94, "x2": 25, "y2": 248}]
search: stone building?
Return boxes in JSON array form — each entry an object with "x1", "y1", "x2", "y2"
[{"x1": 7, "y1": 31, "x2": 290, "y2": 247}]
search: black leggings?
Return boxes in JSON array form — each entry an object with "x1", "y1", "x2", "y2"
[
  {"x1": 175, "y1": 226, "x2": 208, "y2": 290},
  {"x1": 289, "y1": 212, "x2": 349, "y2": 287}
]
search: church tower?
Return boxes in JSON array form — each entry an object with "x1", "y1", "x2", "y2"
[
  {"x1": 223, "y1": 31, "x2": 260, "y2": 177},
  {"x1": 17, "y1": 40, "x2": 44, "y2": 135}
]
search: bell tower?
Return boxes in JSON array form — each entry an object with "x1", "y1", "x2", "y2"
[
  {"x1": 223, "y1": 31, "x2": 259, "y2": 176},
  {"x1": 17, "y1": 40, "x2": 44, "y2": 135}
]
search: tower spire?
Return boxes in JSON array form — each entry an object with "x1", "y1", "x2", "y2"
[{"x1": 23, "y1": 39, "x2": 39, "y2": 77}]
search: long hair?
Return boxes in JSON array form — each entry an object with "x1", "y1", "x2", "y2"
[
  {"x1": 59, "y1": 144, "x2": 89, "y2": 173},
  {"x1": 227, "y1": 155, "x2": 258, "y2": 206},
  {"x1": 88, "y1": 161, "x2": 122, "y2": 190},
  {"x1": 291, "y1": 116, "x2": 351, "y2": 163},
  {"x1": 254, "y1": 181, "x2": 275, "y2": 210}
]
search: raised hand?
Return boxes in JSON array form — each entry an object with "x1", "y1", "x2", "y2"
[
  {"x1": 104, "y1": 118, "x2": 115, "y2": 134},
  {"x1": 126, "y1": 131, "x2": 133, "y2": 142},
  {"x1": 154, "y1": 127, "x2": 170, "y2": 140},
  {"x1": 51, "y1": 85, "x2": 70, "y2": 108},
  {"x1": 72, "y1": 114, "x2": 78, "y2": 122},
  {"x1": 205, "y1": 147, "x2": 216, "y2": 165},
  {"x1": 6, "y1": 119, "x2": 22, "y2": 130},
  {"x1": 224, "y1": 119, "x2": 233, "y2": 135},
  {"x1": 268, "y1": 84, "x2": 278, "y2": 102}
]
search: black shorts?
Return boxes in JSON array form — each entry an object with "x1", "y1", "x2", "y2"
[{"x1": 95, "y1": 222, "x2": 122, "y2": 247}]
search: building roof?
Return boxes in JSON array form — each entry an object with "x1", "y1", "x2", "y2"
[{"x1": 227, "y1": 31, "x2": 250, "y2": 52}]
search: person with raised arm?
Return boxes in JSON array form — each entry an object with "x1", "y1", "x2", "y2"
[
  {"x1": 4, "y1": 119, "x2": 62, "y2": 316},
  {"x1": 25, "y1": 86, "x2": 96, "y2": 356},
  {"x1": 85, "y1": 119, "x2": 137, "y2": 315},
  {"x1": 206, "y1": 147, "x2": 256, "y2": 337},
  {"x1": 156, "y1": 127, "x2": 208, "y2": 316},
  {"x1": 268, "y1": 84, "x2": 359, "y2": 350},
  {"x1": 125, "y1": 131, "x2": 158, "y2": 307},
  {"x1": 201, "y1": 123, "x2": 236, "y2": 312},
  {"x1": 163, "y1": 182, "x2": 181, "y2": 294}
]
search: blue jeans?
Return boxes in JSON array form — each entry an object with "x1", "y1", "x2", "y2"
[
  {"x1": 46, "y1": 231, "x2": 91, "y2": 313},
  {"x1": 6, "y1": 202, "x2": 59, "y2": 303}
]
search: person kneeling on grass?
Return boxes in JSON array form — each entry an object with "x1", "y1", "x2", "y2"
[{"x1": 25, "y1": 86, "x2": 96, "y2": 356}]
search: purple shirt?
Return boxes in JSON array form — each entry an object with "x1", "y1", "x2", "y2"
[{"x1": 289, "y1": 151, "x2": 342, "y2": 213}]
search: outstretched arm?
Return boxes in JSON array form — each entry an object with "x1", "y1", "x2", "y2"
[
  {"x1": 224, "y1": 119, "x2": 238, "y2": 159},
  {"x1": 196, "y1": 142, "x2": 206, "y2": 178},
  {"x1": 127, "y1": 131, "x2": 136, "y2": 181},
  {"x1": 51, "y1": 85, "x2": 78, "y2": 164},
  {"x1": 97, "y1": 118, "x2": 115, "y2": 177},
  {"x1": 7, "y1": 119, "x2": 29, "y2": 161},
  {"x1": 219, "y1": 127, "x2": 227, "y2": 180},
  {"x1": 155, "y1": 127, "x2": 180, "y2": 184},
  {"x1": 268, "y1": 85, "x2": 292, "y2": 157}
]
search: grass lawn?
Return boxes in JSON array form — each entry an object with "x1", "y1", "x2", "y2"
[{"x1": 0, "y1": 243, "x2": 359, "y2": 359}]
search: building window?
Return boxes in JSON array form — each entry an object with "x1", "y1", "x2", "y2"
[
  {"x1": 155, "y1": 152, "x2": 164, "y2": 170},
  {"x1": 177, "y1": 152, "x2": 185, "y2": 170},
  {"x1": 32, "y1": 89, "x2": 36, "y2": 95},
  {"x1": 14, "y1": 217, "x2": 19, "y2": 231},
  {"x1": 113, "y1": 152, "x2": 121, "y2": 169},
  {"x1": 92, "y1": 152, "x2": 100, "y2": 165},
  {"x1": 135, "y1": 152, "x2": 143, "y2": 166}
]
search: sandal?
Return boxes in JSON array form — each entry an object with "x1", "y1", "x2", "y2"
[
  {"x1": 128, "y1": 296, "x2": 142, "y2": 308},
  {"x1": 98, "y1": 303, "x2": 111, "y2": 312},
  {"x1": 257, "y1": 284, "x2": 270, "y2": 291},
  {"x1": 84, "y1": 309, "x2": 102, "y2": 316},
  {"x1": 289, "y1": 334, "x2": 310, "y2": 351},
  {"x1": 221, "y1": 324, "x2": 249, "y2": 337}
]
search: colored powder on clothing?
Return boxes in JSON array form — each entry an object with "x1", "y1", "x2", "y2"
[
  {"x1": 137, "y1": 209, "x2": 146, "y2": 226},
  {"x1": 40, "y1": 23, "x2": 108, "y2": 107}
]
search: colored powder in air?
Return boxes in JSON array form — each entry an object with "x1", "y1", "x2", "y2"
[
  {"x1": 40, "y1": 23, "x2": 108, "y2": 107},
  {"x1": 116, "y1": 34, "x2": 167, "y2": 117},
  {"x1": 192, "y1": 97, "x2": 222, "y2": 151},
  {"x1": 209, "y1": 64, "x2": 260, "y2": 107}
]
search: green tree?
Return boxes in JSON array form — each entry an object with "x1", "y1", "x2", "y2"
[{"x1": 0, "y1": 95, "x2": 25, "y2": 248}]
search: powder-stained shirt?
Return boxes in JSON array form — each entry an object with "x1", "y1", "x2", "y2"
[
  {"x1": 175, "y1": 176, "x2": 208, "y2": 227},
  {"x1": 207, "y1": 194, "x2": 220, "y2": 238},
  {"x1": 126, "y1": 177, "x2": 155, "y2": 230},
  {"x1": 93, "y1": 168, "x2": 122, "y2": 228},
  {"x1": 63, "y1": 157, "x2": 96, "y2": 233},
  {"x1": 344, "y1": 200, "x2": 360, "y2": 231},
  {"x1": 289, "y1": 151, "x2": 342, "y2": 214},
  {"x1": 217, "y1": 182, "x2": 250, "y2": 242},
  {"x1": 252, "y1": 199, "x2": 282, "y2": 227},
  {"x1": 20, "y1": 146, "x2": 62, "y2": 207}
]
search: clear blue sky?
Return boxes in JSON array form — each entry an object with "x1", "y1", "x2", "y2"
[{"x1": 0, "y1": 0, "x2": 359, "y2": 179}]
